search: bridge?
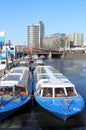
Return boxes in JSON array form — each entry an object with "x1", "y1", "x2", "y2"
[
  {"x1": 24, "y1": 49, "x2": 64, "y2": 58},
  {"x1": 24, "y1": 47, "x2": 86, "y2": 59}
]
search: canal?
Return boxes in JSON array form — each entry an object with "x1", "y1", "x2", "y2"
[{"x1": 0, "y1": 58, "x2": 86, "y2": 130}]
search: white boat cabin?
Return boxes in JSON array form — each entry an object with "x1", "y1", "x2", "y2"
[
  {"x1": 35, "y1": 66, "x2": 78, "y2": 98},
  {"x1": 0, "y1": 67, "x2": 29, "y2": 96}
]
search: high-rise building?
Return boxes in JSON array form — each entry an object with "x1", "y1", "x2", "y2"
[
  {"x1": 27, "y1": 21, "x2": 44, "y2": 48},
  {"x1": 68, "y1": 33, "x2": 83, "y2": 47}
]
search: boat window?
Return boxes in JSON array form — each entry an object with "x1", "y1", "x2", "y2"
[
  {"x1": 0, "y1": 88, "x2": 4, "y2": 95},
  {"x1": 0, "y1": 87, "x2": 13, "y2": 96},
  {"x1": 1, "y1": 61, "x2": 6, "y2": 64},
  {"x1": 0, "y1": 88, "x2": 3, "y2": 91},
  {"x1": 10, "y1": 47, "x2": 14, "y2": 50},
  {"x1": 42, "y1": 87, "x2": 52, "y2": 97},
  {"x1": 66, "y1": 87, "x2": 76, "y2": 96},
  {"x1": 15, "y1": 86, "x2": 26, "y2": 96},
  {"x1": 55, "y1": 88, "x2": 65, "y2": 97}
]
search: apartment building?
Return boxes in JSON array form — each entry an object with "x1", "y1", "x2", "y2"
[
  {"x1": 27, "y1": 21, "x2": 44, "y2": 49},
  {"x1": 68, "y1": 32, "x2": 84, "y2": 47}
]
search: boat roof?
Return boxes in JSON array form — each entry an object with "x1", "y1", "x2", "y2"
[
  {"x1": 0, "y1": 81, "x2": 18, "y2": 87},
  {"x1": 2, "y1": 73, "x2": 22, "y2": 81},
  {"x1": 35, "y1": 66, "x2": 75, "y2": 88},
  {"x1": 0, "y1": 66, "x2": 29, "y2": 87},
  {"x1": 38, "y1": 78, "x2": 74, "y2": 88},
  {"x1": 35, "y1": 65, "x2": 59, "y2": 74},
  {"x1": 10, "y1": 66, "x2": 29, "y2": 71},
  {"x1": 10, "y1": 66, "x2": 29, "y2": 73}
]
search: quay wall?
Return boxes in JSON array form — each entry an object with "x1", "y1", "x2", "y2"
[{"x1": 62, "y1": 52, "x2": 86, "y2": 59}]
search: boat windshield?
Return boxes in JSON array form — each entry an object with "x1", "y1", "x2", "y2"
[
  {"x1": 42, "y1": 87, "x2": 52, "y2": 97},
  {"x1": 0, "y1": 87, "x2": 13, "y2": 96},
  {"x1": 55, "y1": 88, "x2": 65, "y2": 97},
  {"x1": 55, "y1": 87, "x2": 77, "y2": 97},
  {"x1": 66, "y1": 87, "x2": 77, "y2": 96},
  {"x1": 0, "y1": 85, "x2": 28, "y2": 96},
  {"x1": 15, "y1": 85, "x2": 27, "y2": 96}
]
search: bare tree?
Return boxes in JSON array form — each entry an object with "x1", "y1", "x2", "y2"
[
  {"x1": 60, "y1": 37, "x2": 65, "y2": 50},
  {"x1": 53, "y1": 38, "x2": 60, "y2": 51},
  {"x1": 60, "y1": 36, "x2": 68, "y2": 59}
]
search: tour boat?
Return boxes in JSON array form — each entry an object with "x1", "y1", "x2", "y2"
[
  {"x1": 0, "y1": 66, "x2": 31, "y2": 121},
  {"x1": 34, "y1": 65, "x2": 85, "y2": 121}
]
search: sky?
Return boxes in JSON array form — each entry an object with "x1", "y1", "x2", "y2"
[{"x1": 0, "y1": 0, "x2": 86, "y2": 45}]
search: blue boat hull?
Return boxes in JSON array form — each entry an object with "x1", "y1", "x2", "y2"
[
  {"x1": 35, "y1": 95, "x2": 85, "y2": 121},
  {"x1": 0, "y1": 96, "x2": 31, "y2": 121}
]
